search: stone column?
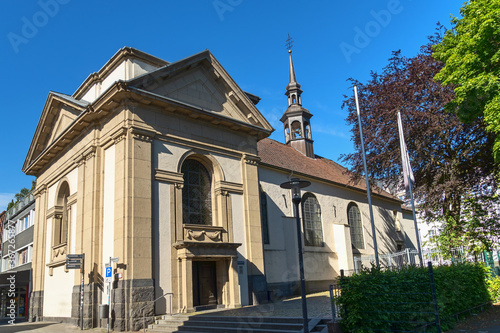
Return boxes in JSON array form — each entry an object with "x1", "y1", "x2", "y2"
[
  {"x1": 30, "y1": 185, "x2": 47, "y2": 322},
  {"x1": 113, "y1": 128, "x2": 155, "y2": 331},
  {"x1": 180, "y1": 255, "x2": 194, "y2": 312},
  {"x1": 241, "y1": 154, "x2": 267, "y2": 304},
  {"x1": 171, "y1": 182, "x2": 183, "y2": 315},
  {"x1": 228, "y1": 256, "x2": 241, "y2": 308}
]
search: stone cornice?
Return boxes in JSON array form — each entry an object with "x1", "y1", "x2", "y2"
[
  {"x1": 73, "y1": 47, "x2": 168, "y2": 100},
  {"x1": 214, "y1": 180, "x2": 243, "y2": 195},
  {"x1": 129, "y1": 127, "x2": 155, "y2": 142},
  {"x1": 242, "y1": 154, "x2": 260, "y2": 166},
  {"x1": 173, "y1": 240, "x2": 241, "y2": 250},
  {"x1": 155, "y1": 169, "x2": 184, "y2": 184},
  {"x1": 33, "y1": 184, "x2": 47, "y2": 198}
]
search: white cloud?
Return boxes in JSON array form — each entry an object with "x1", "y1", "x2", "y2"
[{"x1": 0, "y1": 193, "x2": 15, "y2": 212}]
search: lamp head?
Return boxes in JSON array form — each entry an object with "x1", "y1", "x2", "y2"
[{"x1": 280, "y1": 178, "x2": 311, "y2": 205}]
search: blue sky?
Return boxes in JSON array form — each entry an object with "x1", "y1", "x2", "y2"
[{"x1": 0, "y1": 0, "x2": 462, "y2": 211}]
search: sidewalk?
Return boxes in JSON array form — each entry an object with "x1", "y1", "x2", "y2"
[
  {"x1": 0, "y1": 291, "x2": 333, "y2": 332},
  {"x1": 0, "y1": 321, "x2": 83, "y2": 333}
]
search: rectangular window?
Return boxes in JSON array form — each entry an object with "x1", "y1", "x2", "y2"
[
  {"x1": 393, "y1": 210, "x2": 401, "y2": 232},
  {"x1": 260, "y1": 192, "x2": 270, "y2": 244},
  {"x1": 18, "y1": 248, "x2": 29, "y2": 266}
]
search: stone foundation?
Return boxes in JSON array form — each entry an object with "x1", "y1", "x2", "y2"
[
  {"x1": 111, "y1": 279, "x2": 155, "y2": 331},
  {"x1": 266, "y1": 281, "x2": 299, "y2": 300},
  {"x1": 248, "y1": 274, "x2": 269, "y2": 304},
  {"x1": 31, "y1": 279, "x2": 155, "y2": 331},
  {"x1": 71, "y1": 282, "x2": 102, "y2": 329},
  {"x1": 29, "y1": 290, "x2": 43, "y2": 322}
]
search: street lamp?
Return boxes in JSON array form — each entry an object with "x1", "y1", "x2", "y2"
[{"x1": 280, "y1": 177, "x2": 311, "y2": 333}]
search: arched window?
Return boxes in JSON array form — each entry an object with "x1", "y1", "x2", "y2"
[
  {"x1": 348, "y1": 203, "x2": 364, "y2": 249},
  {"x1": 302, "y1": 193, "x2": 323, "y2": 247},
  {"x1": 292, "y1": 94, "x2": 297, "y2": 104},
  {"x1": 304, "y1": 122, "x2": 311, "y2": 139},
  {"x1": 182, "y1": 159, "x2": 212, "y2": 225},
  {"x1": 54, "y1": 182, "x2": 69, "y2": 246},
  {"x1": 291, "y1": 121, "x2": 302, "y2": 139}
]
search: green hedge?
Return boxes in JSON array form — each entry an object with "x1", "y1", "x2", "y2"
[{"x1": 335, "y1": 263, "x2": 491, "y2": 332}]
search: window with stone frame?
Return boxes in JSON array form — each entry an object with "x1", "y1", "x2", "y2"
[
  {"x1": 348, "y1": 203, "x2": 364, "y2": 249},
  {"x1": 54, "y1": 182, "x2": 69, "y2": 246},
  {"x1": 181, "y1": 159, "x2": 212, "y2": 225},
  {"x1": 302, "y1": 193, "x2": 323, "y2": 247}
]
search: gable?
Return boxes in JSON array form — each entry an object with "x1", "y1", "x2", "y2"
[
  {"x1": 129, "y1": 50, "x2": 273, "y2": 132},
  {"x1": 148, "y1": 67, "x2": 247, "y2": 123},
  {"x1": 23, "y1": 92, "x2": 89, "y2": 175},
  {"x1": 47, "y1": 106, "x2": 81, "y2": 145}
]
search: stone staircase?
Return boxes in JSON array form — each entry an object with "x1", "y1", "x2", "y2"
[{"x1": 146, "y1": 315, "x2": 330, "y2": 333}]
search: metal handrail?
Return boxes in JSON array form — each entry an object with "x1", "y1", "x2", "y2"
[{"x1": 140, "y1": 292, "x2": 174, "y2": 333}]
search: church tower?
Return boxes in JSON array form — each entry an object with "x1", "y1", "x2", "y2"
[{"x1": 280, "y1": 48, "x2": 315, "y2": 158}]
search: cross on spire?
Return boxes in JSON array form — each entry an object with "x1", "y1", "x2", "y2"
[{"x1": 285, "y1": 34, "x2": 294, "y2": 52}]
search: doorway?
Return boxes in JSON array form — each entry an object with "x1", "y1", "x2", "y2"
[{"x1": 192, "y1": 261, "x2": 217, "y2": 307}]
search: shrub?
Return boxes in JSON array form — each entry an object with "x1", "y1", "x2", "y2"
[{"x1": 335, "y1": 262, "x2": 491, "y2": 332}]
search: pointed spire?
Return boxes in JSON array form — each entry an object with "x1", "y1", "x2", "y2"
[
  {"x1": 288, "y1": 50, "x2": 297, "y2": 84},
  {"x1": 285, "y1": 49, "x2": 302, "y2": 107}
]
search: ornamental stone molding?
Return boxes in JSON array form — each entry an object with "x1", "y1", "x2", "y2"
[
  {"x1": 183, "y1": 225, "x2": 224, "y2": 243},
  {"x1": 242, "y1": 154, "x2": 260, "y2": 166},
  {"x1": 129, "y1": 127, "x2": 155, "y2": 142},
  {"x1": 112, "y1": 127, "x2": 128, "y2": 144},
  {"x1": 155, "y1": 169, "x2": 184, "y2": 184},
  {"x1": 33, "y1": 184, "x2": 47, "y2": 198},
  {"x1": 215, "y1": 180, "x2": 243, "y2": 195}
]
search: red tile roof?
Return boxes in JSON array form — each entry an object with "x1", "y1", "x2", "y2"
[{"x1": 257, "y1": 138, "x2": 399, "y2": 202}]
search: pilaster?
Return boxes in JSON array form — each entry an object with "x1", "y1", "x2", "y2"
[{"x1": 241, "y1": 153, "x2": 267, "y2": 304}]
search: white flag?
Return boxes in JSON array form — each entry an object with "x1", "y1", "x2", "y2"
[{"x1": 397, "y1": 112, "x2": 414, "y2": 196}]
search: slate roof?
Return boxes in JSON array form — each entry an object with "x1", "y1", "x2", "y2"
[
  {"x1": 257, "y1": 138, "x2": 399, "y2": 202},
  {"x1": 50, "y1": 91, "x2": 90, "y2": 108}
]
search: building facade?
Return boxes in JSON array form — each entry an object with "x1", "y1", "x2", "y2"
[
  {"x1": 0, "y1": 192, "x2": 35, "y2": 320},
  {"x1": 23, "y1": 47, "x2": 418, "y2": 330}
]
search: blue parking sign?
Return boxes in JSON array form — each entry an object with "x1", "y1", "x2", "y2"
[{"x1": 105, "y1": 267, "x2": 112, "y2": 278}]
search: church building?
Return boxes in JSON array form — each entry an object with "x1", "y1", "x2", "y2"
[{"x1": 23, "y1": 47, "x2": 417, "y2": 331}]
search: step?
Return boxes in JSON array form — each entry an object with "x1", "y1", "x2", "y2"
[
  {"x1": 147, "y1": 315, "x2": 329, "y2": 333},
  {"x1": 148, "y1": 327, "x2": 303, "y2": 333},
  {"x1": 157, "y1": 315, "x2": 305, "y2": 324},
  {"x1": 151, "y1": 320, "x2": 303, "y2": 331}
]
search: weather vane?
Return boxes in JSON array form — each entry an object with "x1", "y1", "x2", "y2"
[{"x1": 285, "y1": 34, "x2": 294, "y2": 52}]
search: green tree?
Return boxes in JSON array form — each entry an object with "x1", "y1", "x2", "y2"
[
  {"x1": 433, "y1": 0, "x2": 500, "y2": 160},
  {"x1": 342, "y1": 37, "x2": 499, "y2": 253}
]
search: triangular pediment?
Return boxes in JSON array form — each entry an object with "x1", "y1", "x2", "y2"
[
  {"x1": 23, "y1": 92, "x2": 89, "y2": 174},
  {"x1": 47, "y1": 106, "x2": 80, "y2": 144},
  {"x1": 128, "y1": 50, "x2": 273, "y2": 132},
  {"x1": 148, "y1": 67, "x2": 247, "y2": 123}
]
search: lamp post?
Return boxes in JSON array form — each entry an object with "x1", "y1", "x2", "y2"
[{"x1": 281, "y1": 177, "x2": 311, "y2": 333}]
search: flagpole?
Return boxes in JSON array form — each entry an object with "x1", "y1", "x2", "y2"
[
  {"x1": 354, "y1": 85, "x2": 379, "y2": 267},
  {"x1": 408, "y1": 173, "x2": 423, "y2": 265},
  {"x1": 397, "y1": 112, "x2": 423, "y2": 266}
]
